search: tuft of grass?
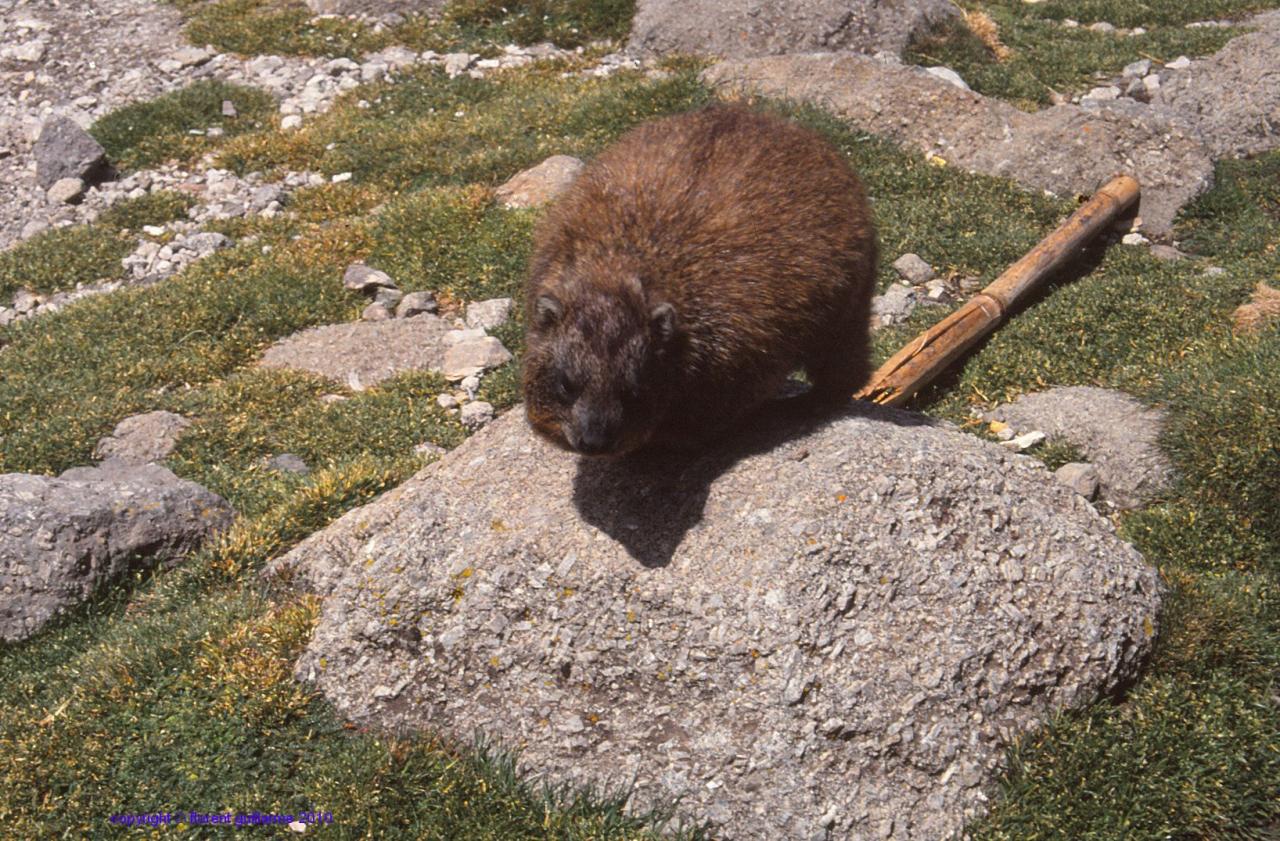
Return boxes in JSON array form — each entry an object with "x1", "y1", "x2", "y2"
[
  {"x1": 902, "y1": 0, "x2": 1280, "y2": 108},
  {"x1": 97, "y1": 190, "x2": 198, "y2": 231},
  {"x1": 0, "y1": 224, "x2": 132, "y2": 300},
  {"x1": 424, "y1": 0, "x2": 635, "y2": 50},
  {"x1": 176, "y1": 0, "x2": 384, "y2": 58},
  {"x1": 90, "y1": 80, "x2": 276, "y2": 171}
]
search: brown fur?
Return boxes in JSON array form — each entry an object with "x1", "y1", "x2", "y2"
[{"x1": 522, "y1": 105, "x2": 878, "y2": 456}]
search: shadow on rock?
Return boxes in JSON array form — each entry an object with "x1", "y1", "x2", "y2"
[{"x1": 572, "y1": 396, "x2": 933, "y2": 567}]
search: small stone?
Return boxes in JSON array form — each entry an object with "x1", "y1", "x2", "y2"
[
  {"x1": 494, "y1": 155, "x2": 585, "y2": 209},
  {"x1": 924, "y1": 66, "x2": 969, "y2": 91},
  {"x1": 1083, "y1": 85, "x2": 1121, "y2": 102},
  {"x1": 267, "y1": 453, "x2": 310, "y2": 474},
  {"x1": 442, "y1": 337, "x2": 505, "y2": 380},
  {"x1": 924, "y1": 279, "x2": 949, "y2": 302},
  {"x1": 374, "y1": 287, "x2": 404, "y2": 308},
  {"x1": 1165, "y1": 55, "x2": 1192, "y2": 70},
  {"x1": 460, "y1": 375, "x2": 481, "y2": 396},
  {"x1": 142, "y1": 224, "x2": 167, "y2": 237},
  {"x1": 343, "y1": 263, "x2": 398, "y2": 294},
  {"x1": 872, "y1": 284, "x2": 917, "y2": 326},
  {"x1": 1142, "y1": 73, "x2": 1161, "y2": 95},
  {"x1": 1054, "y1": 462, "x2": 1099, "y2": 500},
  {"x1": 460, "y1": 401, "x2": 495, "y2": 430},
  {"x1": 281, "y1": 115, "x2": 303, "y2": 130},
  {"x1": 443, "y1": 52, "x2": 475, "y2": 76},
  {"x1": 9, "y1": 40, "x2": 47, "y2": 62},
  {"x1": 362, "y1": 302, "x2": 393, "y2": 321},
  {"x1": 360, "y1": 62, "x2": 388, "y2": 82},
  {"x1": 396, "y1": 291, "x2": 438, "y2": 318},
  {"x1": 1002, "y1": 430, "x2": 1047, "y2": 451},
  {"x1": 12, "y1": 288, "x2": 43, "y2": 314},
  {"x1": 1149, "y1": 244, "x2": 1185, "y2": 262},
  {"x1": 183, "y1": 232, "x2": 232, "y2": 256},
  {"x1": 47, "y1": 177, "x2": 86, "y2": 204},
  {"x1": 892, "y1": 253, "x2": 935, "y2": 284},
  {"x1": 169, "y1": 46, "x2": 214, "y2": 68},
  {"x1": 1122, "y1": 59, "x2": 1151, "y2": 78},
  {"x1": 436, "y1": 394, "x2": 459, "y2": 410},
  {"x1": 1121, "y1": 232, "x2": 1149, "y2": 246},
  {"x1": 465, "y1": 298, "x2": 514, "y2": 330},
  {"x1": 331, "y1": 172, "x2": 353, "y2": 183},
  {"x1": 1089, "y1": 21, "x2": 1115, "y2": 33},
  {"x1": 415, "y1": 441, "x2": 447, "y2": 457}
]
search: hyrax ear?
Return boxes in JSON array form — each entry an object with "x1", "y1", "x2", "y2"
[
  {"x1": 534, "y1": 294, "x2": 563, "y2": 330},
  {"x1": 650, "y1": 302, "x2": 678, "y2": 345}
]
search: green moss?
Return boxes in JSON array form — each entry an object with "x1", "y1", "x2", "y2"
[{"x1": 90, "y1": 80, "x2": 277, "y2": 171}]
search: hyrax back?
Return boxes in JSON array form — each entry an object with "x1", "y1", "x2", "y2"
[{"x1": 522, "y1": 105, "x2": 877, "y2": 457}]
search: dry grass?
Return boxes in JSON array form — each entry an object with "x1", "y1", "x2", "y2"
[{"x1": 1233, "y1": 281, "x2": 1280, "y2": 333}]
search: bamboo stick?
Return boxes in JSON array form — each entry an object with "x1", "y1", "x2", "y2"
[{"x1": 855, "y1": 174, "x2": 1141, "y2": 407}]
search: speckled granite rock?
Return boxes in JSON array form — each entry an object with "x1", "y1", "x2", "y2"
[
  {"x1": 1, "y1": 462, "x2": 233, "y2": 642},
  {"x1": 268, "y1": 401, "x2": 1163, "y2": 840}
]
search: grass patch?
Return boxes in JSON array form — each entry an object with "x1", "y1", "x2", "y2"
[
  {"x1": 0, "y1": 224, "x2": 131, "y2": 300},
  {"x1": 90, "y1": 80, "x2": 277, "y2": 171},
  {"x1": 97, "y1": 190, "x2": 198, "y2": 231},
  {"x1": 174, "y1": 0, "x2": 383, "y2": 58},
  {"x1": 169, "y1": 0, "x2": 635, "y2": 58},
  {"x1": 219, "y1": 63, "x2": 711, "y2": 190},
  {"x1": 396, "y1": 0, "x2": 635, "y2": 52},
  {"x1": 903, "y1": 0, "x2": 1280, "y2": 108}
]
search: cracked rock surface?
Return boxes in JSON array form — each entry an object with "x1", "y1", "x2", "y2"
[{"x1": 269, "y1": 402, "x2": 1163, "y2": 840}]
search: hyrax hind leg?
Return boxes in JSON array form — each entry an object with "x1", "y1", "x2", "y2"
[{"x1": 802, "y1": 290, "x2": 874, "y2": 405}]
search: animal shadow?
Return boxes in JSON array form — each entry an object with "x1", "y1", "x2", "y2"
[{"x1": 571, "y1": 395, "x2": 933, "y2": 568}]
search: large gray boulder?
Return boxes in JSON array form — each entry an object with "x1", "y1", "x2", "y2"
[
  {"x1": 1, "y1": 463, "x2": 234, "y2": 643},
  {"x1": 703, "y1": 53, "x2": 1214, "y2": 234},
  {"x1": 630, "y1": 0, "x2": 958, "y2": 60},
  {"x1": 269, "y1": 403, "x2": 1163, "y2": 839},
  {"x1": 34, "y1": 116, "x2": 110, "y2": 190}
]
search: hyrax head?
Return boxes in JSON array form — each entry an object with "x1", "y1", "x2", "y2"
[{"x1": 522, "y1": 273, "x2": 679, "y2": 457}]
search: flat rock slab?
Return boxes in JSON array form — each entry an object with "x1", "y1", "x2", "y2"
[
  {"x1": 271, "y1": 403, "x2": 1162, "y2": 840},
  {"x1": 257, "y1": 314, "x2": 455, "y2": 390},
  {"x1": 1, "y1": 463, "x2": 233, "y2": 643},
  {"x1": 630, "y1": 0, "x2": 958, "y2": 59},
  {"x1": 93, "y1": 410, "x2": 191, "y2": 465},
  {"x1": 1151, "y1": 10, "x2": 1280, "y2": 158},
  {"x1": 703, "y1": 54, "x2": 1213, "y2": 233},
  {"x1": 990, "y1": 386, "x2": 1173, "y2": 511}
]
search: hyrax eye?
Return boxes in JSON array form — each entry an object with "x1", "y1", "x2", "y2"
[{"x1": 555, "y1": 371, "x2": 577, "y2": 402}]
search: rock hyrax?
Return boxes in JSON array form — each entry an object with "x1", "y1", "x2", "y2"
[{"x1": 522, "y1": 104, "x2": 877, "y2": 456}]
